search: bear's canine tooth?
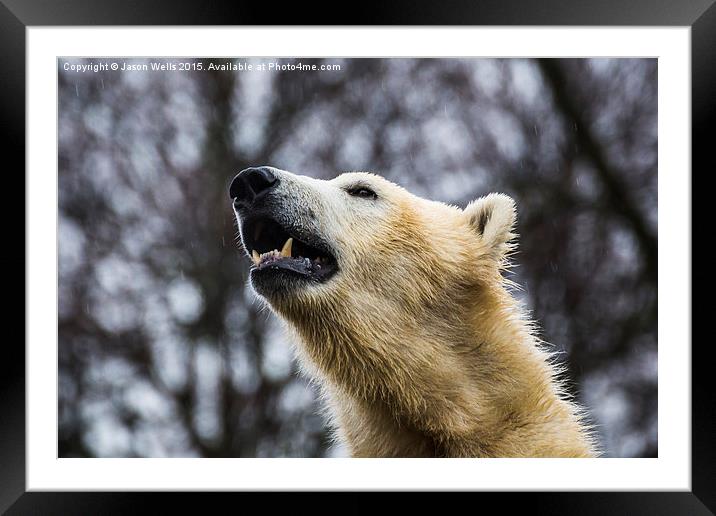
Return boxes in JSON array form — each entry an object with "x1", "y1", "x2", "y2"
[
  {"x1": 281, "y1": 238, "x2": 293, "y2": 258},
  {"x1": 252, "y1": 250, "x2": 260, "y2": 265}
]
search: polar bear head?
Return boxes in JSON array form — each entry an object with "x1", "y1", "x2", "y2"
[{"x1": 229, "y1": 166, "x2": 516, "y2": 324}]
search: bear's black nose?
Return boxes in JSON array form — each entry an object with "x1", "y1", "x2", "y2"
[{"x1": 229, "y1": 166, "x2": 279, "y2": 208}]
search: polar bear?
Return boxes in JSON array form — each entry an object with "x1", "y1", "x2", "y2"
[{"x1": 229, "y1": 166, "x2": 597, "y2": 457}]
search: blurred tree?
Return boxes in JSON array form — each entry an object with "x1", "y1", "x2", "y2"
[{"x1": 59, "y1": 57, "x2": 657, "y2": 457}]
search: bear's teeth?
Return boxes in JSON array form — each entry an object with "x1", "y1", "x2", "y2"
[
  {"x1": 281, "y1": 238, "x2": 293, "y2": 258},
  {"x1": 252, "y1": 250, "x2": 260, "y2": 265}
]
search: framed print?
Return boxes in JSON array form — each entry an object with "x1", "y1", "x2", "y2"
[{"x1": 4, "y1": 0, "x2": 712, "y2": 513}]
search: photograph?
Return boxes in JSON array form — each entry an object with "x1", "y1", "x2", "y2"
[{"x1": 57, "y1": 57, "x2": 657, "y2": 458}]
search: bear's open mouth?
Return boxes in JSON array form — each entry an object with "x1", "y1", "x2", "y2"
[{"x1": 240, "y1": 216, "x2": 338, "y2": 283}]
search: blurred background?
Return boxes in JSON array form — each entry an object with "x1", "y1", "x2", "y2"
[{"x1": 58, "y1": 58, "x2": 657, "y2": 458}]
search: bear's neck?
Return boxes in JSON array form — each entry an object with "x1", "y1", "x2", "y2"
[{"x1": 281, "y1": 286, "x2": 595, "y2": 458}]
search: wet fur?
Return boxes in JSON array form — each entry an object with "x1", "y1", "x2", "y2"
[{"x1": 241, "y1": 171, "x2": 598, "y2": 457}]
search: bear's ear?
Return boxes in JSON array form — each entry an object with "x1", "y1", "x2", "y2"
[{"x1": 464, "y1": 193, "x2": 517, "y2": 259}]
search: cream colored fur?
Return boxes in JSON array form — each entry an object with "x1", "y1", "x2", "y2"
[{"x1": 240, "y1": 170, "x2": 598, "y2": 457}]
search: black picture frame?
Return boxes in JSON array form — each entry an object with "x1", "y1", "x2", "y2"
[{"x1": 3, "y1": 1, "x2": 710, "y2": 513}]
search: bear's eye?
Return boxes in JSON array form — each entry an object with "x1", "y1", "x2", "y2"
[{"x1": 346, "y1": 186, "x2": 377, "y2": 200}]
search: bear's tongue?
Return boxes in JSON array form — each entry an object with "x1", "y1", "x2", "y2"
[{"x1": 251, "y1": 237, "x2": 326, "y2": 275}]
